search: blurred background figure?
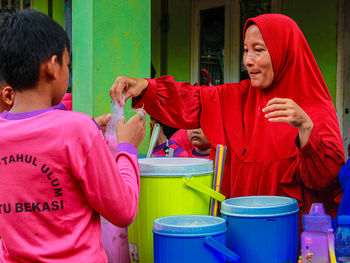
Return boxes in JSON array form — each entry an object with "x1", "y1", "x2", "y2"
[{"x1": 200, "y1": 68, "x2": 211, "y2": 86}]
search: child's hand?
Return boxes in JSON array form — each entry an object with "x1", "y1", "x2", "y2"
[
  {"x1": 109, "y1": 76, "x2": 148, "y2": 106},
  {"x1": 117, "y1": 111, "x2": 146, "y2": 149},
  {"x1": 95, "y1": 113, "x2": 112, "y2": 133}
]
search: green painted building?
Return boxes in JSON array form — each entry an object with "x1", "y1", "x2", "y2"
[{"x1": 7, "y1": 0, "x2": 349, "y2": 155}]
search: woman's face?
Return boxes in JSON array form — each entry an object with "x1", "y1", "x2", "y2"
[{"x1": 243, "y1": 24, "x2": 274, "y2": 89}]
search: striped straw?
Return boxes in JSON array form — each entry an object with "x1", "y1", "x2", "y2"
[{"x1": 210, "y1": 144, "x2": 227, "y2": 216}]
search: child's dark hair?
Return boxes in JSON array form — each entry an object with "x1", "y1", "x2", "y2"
[{"x1": 0, "y1": 9, "x2": 70, "y2": 91}]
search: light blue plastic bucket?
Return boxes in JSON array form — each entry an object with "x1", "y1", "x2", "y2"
[
  {"x1": 221, "y1": 196, "x2": 299, "y2": 263},
  {"x1": 153, "y1": 215, "x2": 240, "y2": 263}
]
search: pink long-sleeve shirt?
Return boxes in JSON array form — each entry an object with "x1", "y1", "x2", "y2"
[{"x1": 0, "y1": 106, "x2": 140, "y2": 262}]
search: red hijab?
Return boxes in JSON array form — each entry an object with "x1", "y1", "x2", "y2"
[
  {"x1": 200, "y1": 14, "x2": 344, "y2": 206},
  {"x1": 202, "y1": 14, "x2": 343, "y2": 159}
]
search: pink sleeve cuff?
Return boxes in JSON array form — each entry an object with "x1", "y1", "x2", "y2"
[
  {"x1": 117, "y1": 142, "x2": 138, "y2": 157},
  {"x1": 132, "y1": 78, "x2": 157, "y2": 111}
]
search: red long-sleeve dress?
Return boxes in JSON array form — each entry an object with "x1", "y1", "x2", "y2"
[{"x1": 133, "y1": 14, "x2": 345, "y2": 217}]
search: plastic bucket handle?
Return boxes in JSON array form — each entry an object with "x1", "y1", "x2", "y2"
[
  {"x1": 183, "y1": 177, "x2": 226, "y2": 202},
  {"x1": 221, "y1": 215, "x2": 228, "y2": 226},
  {"x1": 205, "y1": 236, "x2": 240, "y2": 263}
]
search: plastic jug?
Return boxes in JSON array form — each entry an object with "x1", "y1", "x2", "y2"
[
  {"x1": 301, "y1": 203, "x2": 333, "y2": 263},
  {"x1": 335, "y1": 215, "x2": 350, "y2": 262}
]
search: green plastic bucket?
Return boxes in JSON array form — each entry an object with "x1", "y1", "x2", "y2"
[{"x1": 128, "y1": 158, "x2": 224, "y2": 263}]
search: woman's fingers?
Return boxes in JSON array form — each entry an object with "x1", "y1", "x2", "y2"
[
  {"x1": 266, "y1": 97, "x2": 290, "y2": 106},
  {"x1": 265, "y1": 109, "x2": 298, "y2": 125},
  {"x1": 263, "y1": 97, "x2": 312, "y2": 128},
  {"x1": 266, "y1": 116, "x2": 293, "y2": 123},
  {"x1": 109, "y1": 76, "x2": 148, "y2": 107},
  {"x1": 264, "y1": 110, "x2": 290, "y2": 119},
  {"x1": 110, "y1": 77, "x2": 124, "y2": 104},
  {"x1": 263, "y1": 103, "x2": 290, "y2": 113}
]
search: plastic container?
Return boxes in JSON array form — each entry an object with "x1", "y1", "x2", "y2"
[
  {"x1": 335, "y1": 215, "x2": 350, "y2": 263},
  {"x1": 128, "y1": 158, "x2": 224, "y2": 263},
  {"x1": 100, "y1": 217, "x2": 130, "y2": 263},
  {"x1": 153, "y1": 215, "x2": 239, "y2": 263},
  {"x1": 221, "y1": 196, "x2": 299, "y2": 263},
  {"x1": 301, "y1": 203, "x2": 333, "y2": 263}
]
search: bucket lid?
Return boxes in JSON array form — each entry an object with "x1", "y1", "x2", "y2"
[
  {"x1": 153, "y1": 215, "x2": 226, "y2": 235},
  {"x1": 139, "y1": 158, "x2": 213, "y2": 177},
  {"x1": 221, "y1": 196, "x2": 299, "y2": 217}
]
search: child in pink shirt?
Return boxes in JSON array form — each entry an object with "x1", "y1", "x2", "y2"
[{"x1": 0, "y1": 10, "x2": 146, "y2": 262}]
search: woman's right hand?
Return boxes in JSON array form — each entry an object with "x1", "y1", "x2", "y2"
[
  {"x1": 117, "y1": 112, "x2": 147, "y2": 149},
  {"x1": 109, "y1": 76, "x2": 148, "y2": 106}
]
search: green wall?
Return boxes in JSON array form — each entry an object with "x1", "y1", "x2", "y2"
[
  {"x1": 281, "y1": 0, "x2": 338, "y2": 103},
  {"x1": 73, "y1": 0, "x2": 151, "y2": 154},
  {"x1": 167, "y1": 1, "x2": 191, "y2": 81},
  {"x1": 32, "y1": 0, "x2": 65, "y2": 28},
  {"x1": 151, "y1": 0, "x2": 191, "y2": 81},
  {"x1": 52, "y1": 0, "x2": 65, "y2": 28},
  {"x1": 151, "y1": 0, "x2": 161, "y2": 77},
  {"x1": 32, "y1": 0, "x2": 48, "y2": 14}
]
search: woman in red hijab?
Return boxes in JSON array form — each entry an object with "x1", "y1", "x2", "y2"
[{"x1": 110, "y1": 14, "x2": 345, "y2": 217}]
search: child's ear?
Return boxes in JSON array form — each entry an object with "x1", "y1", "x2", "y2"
[
  {"x1": 42, "y1": 55, "x2": 59, "y2": 80},
  {"x1": 2, "y1": 86, "x2": 15, "y2": 106}
]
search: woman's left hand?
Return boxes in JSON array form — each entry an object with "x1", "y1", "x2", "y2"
[{"x1": 262, "y1": 97, "x2": 313, "y2": 148}]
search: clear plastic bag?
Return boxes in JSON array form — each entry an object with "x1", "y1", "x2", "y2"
[
  {"x1": 102, "y1": 97, "x2": 131, "y2": 263},
  {"x1": 104, "y1": 97, "x2": 125, "y2": 156}
]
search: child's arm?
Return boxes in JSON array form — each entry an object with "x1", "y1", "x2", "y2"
[
  {"x1": 70, "y1": 114, "x2": 145, "y2": 227},
  {"x1": 80, "y1": 137, "x2": 140, "y2": 227}
]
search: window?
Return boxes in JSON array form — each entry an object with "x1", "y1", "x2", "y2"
[
  {"x1": 200, "y1": 6, "x2": 225, "y2": 85},
  {"x1": 191, "y1": 0, "x2": 281, "y2": 84},
  {"x1": 0, "y1": 0, "x2": 31, "y2": 9}
]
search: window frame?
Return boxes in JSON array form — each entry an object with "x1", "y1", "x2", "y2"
[{"x1": 191, "y1": 0, "x2": 282, "y2": 84}]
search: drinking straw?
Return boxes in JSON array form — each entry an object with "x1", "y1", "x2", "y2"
[
  {"x1": 210, "y1": 144, "x2": 227, "y2": 216},
  {"x1": 327, "y1": 228, "x2": 337, "y2": 263}
]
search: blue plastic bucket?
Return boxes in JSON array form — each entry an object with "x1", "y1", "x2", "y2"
[
  {"x1": 221, "y1": 196, "x2": 299, "y2": 263},
  {"x1": 153, "y1": 215, "x2": 240, "y2": 263}
]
